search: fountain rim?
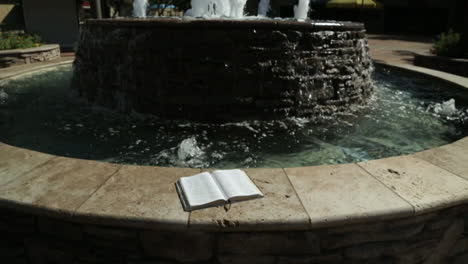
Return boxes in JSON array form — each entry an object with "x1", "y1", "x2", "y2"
[
  {"x1": 85, "y1": 18, "x2": 365, "y2": 31},
  {"x1": 0, "y1": 60, "x2": 468, "y2": 232}
]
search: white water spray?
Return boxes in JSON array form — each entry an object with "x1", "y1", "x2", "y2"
[
  {"x1": 294, "y1": 0, "x2": 310, "y2": 20},
  {"x1": 185, "y1": 0, "x2": 247, "y2": 18},
  {"x1": 433, "y1": 98, "x2": 458, "y2": 116},
  {"x1": 258, "y1": 0, "x2": 270, "y2": 16},
  {"x1": 133, "y1": 0, "x2": 148, "y2": 18}
]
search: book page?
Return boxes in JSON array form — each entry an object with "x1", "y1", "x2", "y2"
[
  {"x1": 178, "y1": 172, "x2": 227, "y2": 209},
  {"x1": 211, "y1": 169, "x2": 263, "y2": 201}
]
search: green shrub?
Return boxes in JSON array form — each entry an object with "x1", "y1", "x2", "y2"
[
  {"x1": 0, "y1": 31, "x2": 42, "y2": 51},
  {"x1": 431, "y1": 29, "x2": 466, "y2": 58}
]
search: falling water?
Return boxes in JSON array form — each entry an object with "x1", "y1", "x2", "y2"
[
  {"x1": 133, "y1": 0, "x2": 148, "y2": 18},
  {"x1": 185, "y1": 0, "x2": 247, "y2": 18},
  {"x1": 258, "y1": 0, "x2": 270, "y2": 16},
  {"x1": 294, "y1": 0, "x2": 310, "y2": 20}
]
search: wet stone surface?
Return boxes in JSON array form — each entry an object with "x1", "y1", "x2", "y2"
[{"x1": 73, "y1": 19, "x2": 373, "y2": 121}]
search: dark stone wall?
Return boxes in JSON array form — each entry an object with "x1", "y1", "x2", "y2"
[
  {"x1": 73, "y1": 18, "x2": 373, "y2": 122},
  {"x1": 0, "y1": 45, "x2": 60, "y2": 68},
  {"x1": 414, "y1": 53, "x2": 468, "y2": 78},
  {"x1": 1, "y1": 205, "x2": 468, "y2": 264}
]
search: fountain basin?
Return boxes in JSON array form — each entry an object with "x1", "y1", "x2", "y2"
[
  {"x1": 1, "y1": 60, "x2": 468, "y2": 263},
  {"x1": 73, "y1": 18, "x2": 373, "y2": 121}
]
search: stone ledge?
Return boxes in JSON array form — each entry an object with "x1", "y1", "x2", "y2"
[
  {"x1": 87, "y1": 18, "x2": 365, "y2": 31},
  {"x1": 0, "y1": 44, "x2": 61, "y2": 68},
  {"x1": 414, "y1": 52, "x2": 468, "y2": 78},
  {"x1": 0, "y1": 44, "x2": 60, "y2": 55},
  {"x1": 1, "y1": 139, "x2": 468, "y2": 232}
]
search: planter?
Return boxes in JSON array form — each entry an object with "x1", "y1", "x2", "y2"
[{"x1": 0, "y1": 44, "x2": 61, "y2": 68}]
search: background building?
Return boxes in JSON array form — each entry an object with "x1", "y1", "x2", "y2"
[
  {"x1": 22, "y1": 0, "x2": 79, "y2": 50},
  {"x1": 0, "y1": 0, "x2": 466, "y2": 50},
  {"x1": 0, "y1": 0, "x2": 23, "y2": 31}
]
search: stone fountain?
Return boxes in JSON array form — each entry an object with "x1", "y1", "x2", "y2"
[{"x1": 72, "y1": 0, "x2": 373, "y2": 121}]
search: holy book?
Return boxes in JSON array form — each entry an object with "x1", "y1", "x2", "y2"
[{"x1": 176, "y1": 169, "x2": 264, "y2": 211}]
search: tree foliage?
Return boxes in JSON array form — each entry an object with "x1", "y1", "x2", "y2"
[{"x1": 432, "y1": 29, "x2": 467, "y2": 58}]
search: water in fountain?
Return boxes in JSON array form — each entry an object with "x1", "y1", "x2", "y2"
[
  {"x1": 294, "y1": 0, "x2": 310, "y2": 20},
  {"x1": 258, "y1": 0, "x2": 270, "y2": 16},
  {"x1": 2, "y1": 65, "x2": 468, "y2": 168},
  {"x1": 133, "y1": 0, "x2": 148, "y2": 18},
  {"x1": 185, "y1": 0, "x2": 247, "y2": 18}
]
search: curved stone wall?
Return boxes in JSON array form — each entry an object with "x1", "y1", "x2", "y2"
[
  {"x1": 72, "y1": 19, "x2": 373, "y2": 121},
  {"x1": 1, "y1": 205, "x2": 467, "y2": 264},
  {"x1": 0, "y1": 44, "x2": 61, "y2": 68},
  {"x1": 3, "y1": 60, "x2": 468, "y2": 263}
]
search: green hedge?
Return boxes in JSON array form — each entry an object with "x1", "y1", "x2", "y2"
[
  {"x1": 431, "y1": 29, "x2": 467, "y2": 59},
  {"x1": 0, "y1": 31, "x2": 42, "y2": 51}
]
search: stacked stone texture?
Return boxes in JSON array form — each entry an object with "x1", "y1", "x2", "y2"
[
  {"x1": 73, "y1": 19, "x2": 373, "y2": 121},
  {"x1": 0, "y1": 45, "x2": 60, "y2": 68},
  {"x1": 1, "y1": 206, "x2": 467, "y2": 263}
]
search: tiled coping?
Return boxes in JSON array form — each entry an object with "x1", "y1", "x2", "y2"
[
  {"x1": 1, "y1": 60, "x2": 468, "y2": 263},
  {"x1": 1, "y1": 137, "x2": 468, "y2": 232}
]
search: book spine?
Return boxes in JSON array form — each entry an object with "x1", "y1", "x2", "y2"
[{"x1": 210, "y1": 173, "x2": 229, "y2": 201}]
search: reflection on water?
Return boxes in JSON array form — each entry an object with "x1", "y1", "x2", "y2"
[{"x1": 0, "y1": 65, "x2": 467, "y2": 168}]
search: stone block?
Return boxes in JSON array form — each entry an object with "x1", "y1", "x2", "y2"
[
  {"x1": 217, "y1": 232, "x2": 319, "y2": 256},
  {"x1": 38, "y1": 217, "x2": 83, "y2": 241},
  {"x1": 217, "y1": 255, "x2": 275, "y2": 264},
  {"x1": 285, "y1": 164, "x2": 412, "y2": 228},
  {"x1": 0, "y1": 143, "x2": 54, "y2": 185},
  {"x1": 449, "y1": 238, "x2": 468, "y2": 257},
  {"x1": 140, "y1": 231, "x2": 213, "y2": 262},
  {"x1": 451, "y1": 252, "x2": 468, "y2": 264},
  {"x1": 76, "y1": 166, "x2": 193, "y2": 229},
  {"x1": 345, "y1": 240, "x2": 436, "y2": 260},
  {"x1": 276, "y1": 255, "x2": 343, "y2": 264},
  {"x1": 358, "y1": 156, "x2": 468, "y2": 214},
  {"x1": 424, "y1": 219, "x2": 464, "y2": 264},
  {"x1": 188, "y1": 168, "x2": 310, "y2": 231},
  {"x1": 321, "y1": 222, "x2": 425, "y2": 249},
  {"x1": 0, "y1": 212, "x2": 36, "y2": 234},
  {"x1": 25, "y1": 237, "x2": 75, "y2": 264}
]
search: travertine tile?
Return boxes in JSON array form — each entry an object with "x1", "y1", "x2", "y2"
[
  {"x1": 0, "y1": 157, "x2": 120, "y2": 213},
  {"x1": 77, "y1": 165, "x2": 197, "y2": 229},
  {"x1": 189, "y1": 168, "x2": 310, "y2": 231},
  {"x1": 453, "y1": 137, "x2": 468, "y2": 149},
  {"x1": 414, "y1": 143, "x2": 468, "y2": 180},
  {"x1": 0, "y1": 143, "x2": 54, "y2": 185},
  {"x1": 285, "y1": 164, "x2": 413, "y2": 227},
  {"x1": 359, "y1": 156, "x2": 468, "y2": 214}
]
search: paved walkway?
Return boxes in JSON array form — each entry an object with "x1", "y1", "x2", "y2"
[
  {"x1": 367, "y1": 34, "x2": 433, "y2": 65},
  {"x1": 367, "y1": 34, "x2": 468, "y2": 88}
]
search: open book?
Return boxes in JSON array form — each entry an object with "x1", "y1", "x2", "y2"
[{"x1": 176, "y1": 169, "x2": 264, "y2": 211}]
